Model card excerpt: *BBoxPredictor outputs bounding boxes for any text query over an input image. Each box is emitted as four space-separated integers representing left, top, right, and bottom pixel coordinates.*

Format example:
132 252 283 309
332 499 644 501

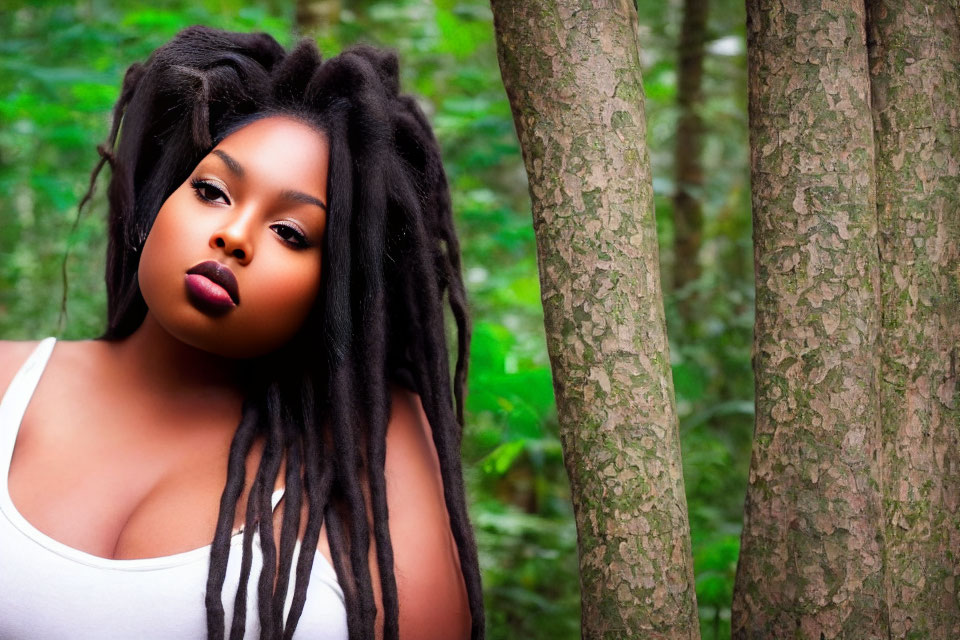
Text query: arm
368 387 471 640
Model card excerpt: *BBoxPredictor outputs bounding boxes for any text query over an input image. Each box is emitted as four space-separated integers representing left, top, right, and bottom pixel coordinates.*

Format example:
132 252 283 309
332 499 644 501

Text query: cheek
138 201 194 302
243 254 322 339
138 212 175 303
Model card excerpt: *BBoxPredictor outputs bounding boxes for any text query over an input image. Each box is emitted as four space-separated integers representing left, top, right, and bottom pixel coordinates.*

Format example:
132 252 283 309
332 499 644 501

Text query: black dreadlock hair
78 25 482 640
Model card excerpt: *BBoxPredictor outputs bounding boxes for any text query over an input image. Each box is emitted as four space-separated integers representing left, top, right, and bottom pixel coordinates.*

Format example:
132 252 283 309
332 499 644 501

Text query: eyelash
190 178 311 249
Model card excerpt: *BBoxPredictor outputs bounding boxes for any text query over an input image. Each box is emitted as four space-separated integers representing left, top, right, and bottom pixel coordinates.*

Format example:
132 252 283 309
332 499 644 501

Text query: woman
0 26 482 640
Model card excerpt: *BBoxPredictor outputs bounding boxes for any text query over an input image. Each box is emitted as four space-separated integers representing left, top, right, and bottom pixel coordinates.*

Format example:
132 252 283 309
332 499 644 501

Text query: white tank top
0 338 348 639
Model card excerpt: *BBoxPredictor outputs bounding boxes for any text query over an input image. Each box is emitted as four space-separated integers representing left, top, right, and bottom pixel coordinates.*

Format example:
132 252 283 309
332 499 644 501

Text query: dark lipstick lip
186 261 240 305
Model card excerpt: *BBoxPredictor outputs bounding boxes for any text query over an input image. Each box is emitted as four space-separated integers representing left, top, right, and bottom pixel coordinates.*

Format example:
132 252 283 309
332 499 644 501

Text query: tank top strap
271 487 285 512
230 487 287 537
0 340 286 513
0 338 57 475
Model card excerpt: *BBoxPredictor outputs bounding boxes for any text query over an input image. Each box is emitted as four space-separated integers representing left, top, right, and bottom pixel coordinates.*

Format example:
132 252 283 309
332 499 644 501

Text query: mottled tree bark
489 1 700 638
732 1 888 638
868 1 960 636
672 0 709 322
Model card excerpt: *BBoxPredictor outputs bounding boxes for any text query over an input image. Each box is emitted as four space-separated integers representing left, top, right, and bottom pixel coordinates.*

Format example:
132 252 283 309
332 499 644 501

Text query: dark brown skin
140 116 328 359
0 116 470 640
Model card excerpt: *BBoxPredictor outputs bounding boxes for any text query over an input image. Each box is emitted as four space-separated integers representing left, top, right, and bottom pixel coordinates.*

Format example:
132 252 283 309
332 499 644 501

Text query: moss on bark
868 1 960 636
490 1 700 638
732 1 889 638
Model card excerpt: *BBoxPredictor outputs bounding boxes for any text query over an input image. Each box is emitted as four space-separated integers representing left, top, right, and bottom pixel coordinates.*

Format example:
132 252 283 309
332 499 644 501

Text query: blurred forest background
0 1 751 638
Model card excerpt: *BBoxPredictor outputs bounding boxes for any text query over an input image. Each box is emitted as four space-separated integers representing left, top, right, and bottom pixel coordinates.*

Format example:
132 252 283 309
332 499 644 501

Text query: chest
6 371 246 560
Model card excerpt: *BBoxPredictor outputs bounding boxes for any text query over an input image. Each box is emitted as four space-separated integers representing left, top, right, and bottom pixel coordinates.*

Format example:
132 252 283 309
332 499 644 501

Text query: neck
103 312 247 398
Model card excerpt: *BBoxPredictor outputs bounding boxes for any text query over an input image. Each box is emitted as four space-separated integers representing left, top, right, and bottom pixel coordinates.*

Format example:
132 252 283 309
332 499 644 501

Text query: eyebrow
211 149 328 212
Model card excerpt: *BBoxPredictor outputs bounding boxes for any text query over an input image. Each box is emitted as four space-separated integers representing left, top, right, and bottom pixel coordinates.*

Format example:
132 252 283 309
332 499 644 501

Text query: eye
271 222 311 249
190 179 230 205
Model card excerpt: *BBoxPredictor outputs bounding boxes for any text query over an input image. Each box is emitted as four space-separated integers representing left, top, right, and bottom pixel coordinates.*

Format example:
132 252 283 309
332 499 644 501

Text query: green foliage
1 1 752 638
0 0 293 340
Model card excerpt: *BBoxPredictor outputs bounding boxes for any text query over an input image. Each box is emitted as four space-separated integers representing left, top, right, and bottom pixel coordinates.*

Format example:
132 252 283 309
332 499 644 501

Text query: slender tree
732 1 889 637
672 0 710 323
868 1 960 636
490 1 699 637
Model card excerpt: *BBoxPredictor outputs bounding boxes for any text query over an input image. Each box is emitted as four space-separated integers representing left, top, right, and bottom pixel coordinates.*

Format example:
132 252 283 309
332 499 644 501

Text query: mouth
184 261 240 314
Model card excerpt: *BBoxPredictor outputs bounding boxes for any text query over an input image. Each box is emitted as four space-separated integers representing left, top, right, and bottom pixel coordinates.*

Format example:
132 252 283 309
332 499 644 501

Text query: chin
139 283 305 362
148 308 254 359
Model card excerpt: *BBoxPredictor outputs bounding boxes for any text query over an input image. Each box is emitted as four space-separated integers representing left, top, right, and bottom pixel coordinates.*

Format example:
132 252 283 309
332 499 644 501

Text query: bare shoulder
0 339 43 398
385 387 444 487
1 338 106 393
382 386 471 640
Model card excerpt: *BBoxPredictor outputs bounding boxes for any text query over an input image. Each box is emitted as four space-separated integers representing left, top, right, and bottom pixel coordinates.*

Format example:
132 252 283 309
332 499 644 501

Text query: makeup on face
210 148 328 212
138 116 330 359
184 260 240 316
188 149 326 251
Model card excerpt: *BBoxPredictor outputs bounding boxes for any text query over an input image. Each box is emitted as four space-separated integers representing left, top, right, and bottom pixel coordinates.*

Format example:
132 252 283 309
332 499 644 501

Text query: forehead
208 116 329 188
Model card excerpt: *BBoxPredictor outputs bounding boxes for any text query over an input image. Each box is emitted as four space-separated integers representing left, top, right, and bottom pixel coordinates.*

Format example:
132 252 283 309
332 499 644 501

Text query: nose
210 219 253 264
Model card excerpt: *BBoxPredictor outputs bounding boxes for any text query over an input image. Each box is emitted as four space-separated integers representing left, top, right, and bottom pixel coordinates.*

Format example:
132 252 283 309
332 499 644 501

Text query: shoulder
384 388 444 493
380 386 471 640
0 340 43 397
0 339 107 397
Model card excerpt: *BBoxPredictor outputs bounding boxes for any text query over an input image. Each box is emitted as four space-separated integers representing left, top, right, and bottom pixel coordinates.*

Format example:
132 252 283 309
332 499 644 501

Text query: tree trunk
672 0 709 322
295 0 341 35
731 1 889 638
489 1 700 638
867 1 960 636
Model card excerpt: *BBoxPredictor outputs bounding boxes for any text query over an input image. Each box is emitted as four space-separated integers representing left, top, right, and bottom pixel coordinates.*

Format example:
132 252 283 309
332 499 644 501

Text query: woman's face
139 115 329 359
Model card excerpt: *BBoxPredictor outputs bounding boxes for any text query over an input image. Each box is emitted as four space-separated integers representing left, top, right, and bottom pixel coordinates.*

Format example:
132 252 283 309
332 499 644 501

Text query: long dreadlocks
79 25 483 640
